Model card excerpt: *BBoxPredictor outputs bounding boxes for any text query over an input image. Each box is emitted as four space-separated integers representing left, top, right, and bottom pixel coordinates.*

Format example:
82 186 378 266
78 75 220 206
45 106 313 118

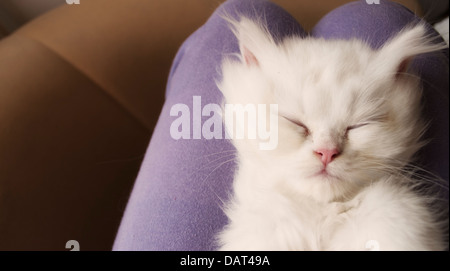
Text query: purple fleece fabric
113 0 449 250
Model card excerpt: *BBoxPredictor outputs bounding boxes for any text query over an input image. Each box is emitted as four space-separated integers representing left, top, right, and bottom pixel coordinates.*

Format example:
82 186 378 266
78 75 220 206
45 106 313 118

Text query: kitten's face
219 18 437 202
267 40 424 201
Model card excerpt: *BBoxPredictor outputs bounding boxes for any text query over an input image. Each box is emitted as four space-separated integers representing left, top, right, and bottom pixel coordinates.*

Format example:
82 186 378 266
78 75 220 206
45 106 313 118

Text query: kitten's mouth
312 168 338 180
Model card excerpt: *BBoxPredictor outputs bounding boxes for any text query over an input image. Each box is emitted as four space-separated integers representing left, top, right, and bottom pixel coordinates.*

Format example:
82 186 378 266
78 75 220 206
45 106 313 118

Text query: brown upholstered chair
0 0 220 250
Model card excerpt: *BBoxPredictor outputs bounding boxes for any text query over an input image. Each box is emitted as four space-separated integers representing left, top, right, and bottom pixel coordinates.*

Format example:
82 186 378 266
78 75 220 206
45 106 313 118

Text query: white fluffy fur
216 17 448 251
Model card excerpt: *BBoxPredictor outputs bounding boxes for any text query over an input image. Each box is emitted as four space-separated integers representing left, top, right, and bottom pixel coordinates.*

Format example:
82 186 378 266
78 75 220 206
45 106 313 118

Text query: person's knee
212 0 305 40
313 0 423 48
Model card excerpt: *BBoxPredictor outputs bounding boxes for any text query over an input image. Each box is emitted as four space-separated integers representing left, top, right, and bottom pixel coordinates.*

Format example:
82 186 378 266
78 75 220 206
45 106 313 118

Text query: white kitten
216 16 448 251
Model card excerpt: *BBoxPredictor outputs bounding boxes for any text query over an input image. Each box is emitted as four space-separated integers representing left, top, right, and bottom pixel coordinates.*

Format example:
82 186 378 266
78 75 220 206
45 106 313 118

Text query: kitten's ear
225 16 276 67
376 23 446 78
242 46 259 66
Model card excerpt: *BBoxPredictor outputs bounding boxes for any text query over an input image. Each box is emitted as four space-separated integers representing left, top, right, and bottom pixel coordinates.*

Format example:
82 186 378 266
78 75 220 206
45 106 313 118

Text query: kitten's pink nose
315 148 340 166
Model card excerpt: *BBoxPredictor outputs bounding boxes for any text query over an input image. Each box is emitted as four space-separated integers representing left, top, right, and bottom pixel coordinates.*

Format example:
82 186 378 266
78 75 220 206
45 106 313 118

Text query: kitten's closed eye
282 116 310 136
346 123 369 131
346 113 389 133
345 123 369 138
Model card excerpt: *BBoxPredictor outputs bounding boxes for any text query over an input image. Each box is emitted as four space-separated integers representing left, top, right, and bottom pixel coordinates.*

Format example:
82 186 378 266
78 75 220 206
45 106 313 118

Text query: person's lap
113 0 448 250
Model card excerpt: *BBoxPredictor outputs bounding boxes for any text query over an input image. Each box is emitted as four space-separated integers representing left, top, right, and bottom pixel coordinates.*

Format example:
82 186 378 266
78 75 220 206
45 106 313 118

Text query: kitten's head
218 17 445 202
